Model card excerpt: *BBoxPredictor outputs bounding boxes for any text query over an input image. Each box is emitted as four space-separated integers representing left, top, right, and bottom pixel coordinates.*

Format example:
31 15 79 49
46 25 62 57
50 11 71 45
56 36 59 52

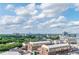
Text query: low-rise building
40 44 70 55
27 41 52 52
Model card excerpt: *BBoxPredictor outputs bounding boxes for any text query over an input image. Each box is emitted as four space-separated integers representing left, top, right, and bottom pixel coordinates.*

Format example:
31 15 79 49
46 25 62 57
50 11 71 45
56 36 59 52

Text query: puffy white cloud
15 3 36 16
38 15 79 33
56 16 66 22
40 3 70 17
6 4 15 10
1 16 15 25
37 14 79 32
38 16 67 29
0 15 33 33
74 3 79 11
13 16 26 24
50 23 65 28
14 3 70 25
36 13 45 19
0 15 26 25
23 25 32 29
68 21 79 26
27 3 70 25
72 21 79 25
26 13 45 24
38 13 79 33
15 7 29 16
0 3 79 33
38 18 55 28
14 3 70 27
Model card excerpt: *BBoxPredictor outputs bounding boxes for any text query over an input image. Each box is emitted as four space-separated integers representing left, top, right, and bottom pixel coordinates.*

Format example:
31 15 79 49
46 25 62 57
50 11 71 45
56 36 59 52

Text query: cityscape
0 32 79 55
0 3 79 55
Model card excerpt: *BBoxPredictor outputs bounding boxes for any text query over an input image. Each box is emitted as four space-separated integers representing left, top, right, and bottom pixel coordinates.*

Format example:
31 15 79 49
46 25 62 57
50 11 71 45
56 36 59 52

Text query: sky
0 3 79 34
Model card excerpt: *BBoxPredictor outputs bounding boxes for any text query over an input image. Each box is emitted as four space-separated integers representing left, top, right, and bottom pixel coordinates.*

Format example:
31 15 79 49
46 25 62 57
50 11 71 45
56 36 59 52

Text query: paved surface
0 48 21 55
0 51 21 55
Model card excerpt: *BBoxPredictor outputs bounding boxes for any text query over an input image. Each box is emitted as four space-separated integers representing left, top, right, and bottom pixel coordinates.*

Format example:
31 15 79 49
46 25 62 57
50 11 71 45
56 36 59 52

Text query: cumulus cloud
6 4 15 10
14 3 38 25
15 7 29 16
68 21 79 26
38 16 67 29
40 3 70 17
37 14 79 33
0 15 26 25
74 3 79 11
26 3 70 24
15 3 37 16
23 25 32 29
1 16 15 25
0 3 79 33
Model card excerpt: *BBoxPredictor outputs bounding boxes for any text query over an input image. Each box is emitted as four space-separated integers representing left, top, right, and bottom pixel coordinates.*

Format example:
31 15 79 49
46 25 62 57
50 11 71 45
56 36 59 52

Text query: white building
59 32 77 44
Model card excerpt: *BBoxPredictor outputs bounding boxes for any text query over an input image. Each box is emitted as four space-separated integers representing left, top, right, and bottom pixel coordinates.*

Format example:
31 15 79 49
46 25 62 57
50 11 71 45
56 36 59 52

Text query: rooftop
42 44 69 49
29 41 51 45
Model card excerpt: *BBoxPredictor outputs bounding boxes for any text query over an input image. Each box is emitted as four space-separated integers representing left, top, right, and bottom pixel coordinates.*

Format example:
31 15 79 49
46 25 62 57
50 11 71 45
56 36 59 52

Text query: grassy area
0 42 22 52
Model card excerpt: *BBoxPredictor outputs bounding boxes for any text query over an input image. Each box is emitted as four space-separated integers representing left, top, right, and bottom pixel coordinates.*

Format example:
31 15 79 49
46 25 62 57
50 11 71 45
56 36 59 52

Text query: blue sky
62 7 79 20
0 3 79 34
